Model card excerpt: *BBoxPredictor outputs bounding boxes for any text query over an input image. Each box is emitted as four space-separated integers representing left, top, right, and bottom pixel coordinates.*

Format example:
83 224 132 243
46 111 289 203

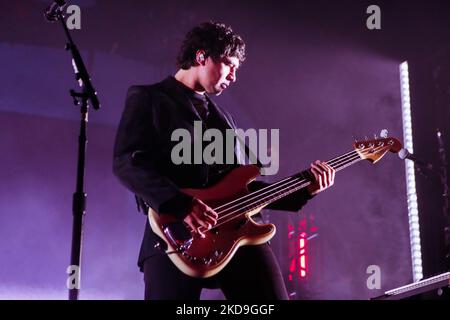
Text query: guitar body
148 165 276 278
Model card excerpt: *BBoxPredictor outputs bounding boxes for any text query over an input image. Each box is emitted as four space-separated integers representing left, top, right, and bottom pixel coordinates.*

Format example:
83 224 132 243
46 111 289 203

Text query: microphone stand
51 9 101 300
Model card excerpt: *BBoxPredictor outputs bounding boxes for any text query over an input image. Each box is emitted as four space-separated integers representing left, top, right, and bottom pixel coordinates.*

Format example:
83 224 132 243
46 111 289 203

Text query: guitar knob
202 258 212 265
213 250 222 257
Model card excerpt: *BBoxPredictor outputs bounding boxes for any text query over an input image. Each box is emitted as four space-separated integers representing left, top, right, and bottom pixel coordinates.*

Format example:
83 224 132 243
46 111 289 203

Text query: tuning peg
352 135 358 143
364 136 369 141
380 129 388 138
373 134 378 140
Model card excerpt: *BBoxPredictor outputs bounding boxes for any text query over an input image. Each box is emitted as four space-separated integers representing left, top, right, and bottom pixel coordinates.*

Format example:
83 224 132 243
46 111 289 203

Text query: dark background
0 0 449 299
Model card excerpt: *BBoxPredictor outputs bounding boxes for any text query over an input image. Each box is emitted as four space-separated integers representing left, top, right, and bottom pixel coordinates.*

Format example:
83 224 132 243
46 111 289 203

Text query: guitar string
211 148 359 213
214 146 381 217
198 145 388 232
202 152 362 232
214 144 388 217
212 143 389 216
203 153 361 231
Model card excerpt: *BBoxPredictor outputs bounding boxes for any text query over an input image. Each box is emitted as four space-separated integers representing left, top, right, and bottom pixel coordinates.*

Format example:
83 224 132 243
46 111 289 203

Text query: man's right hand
183 198 218 237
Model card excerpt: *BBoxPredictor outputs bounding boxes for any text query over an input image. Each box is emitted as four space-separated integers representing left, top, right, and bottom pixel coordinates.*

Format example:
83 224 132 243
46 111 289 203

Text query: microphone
398 148 433 170
44 0 67 22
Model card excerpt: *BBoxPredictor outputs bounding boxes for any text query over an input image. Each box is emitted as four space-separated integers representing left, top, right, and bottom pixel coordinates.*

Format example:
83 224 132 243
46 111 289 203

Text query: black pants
143 243 289 300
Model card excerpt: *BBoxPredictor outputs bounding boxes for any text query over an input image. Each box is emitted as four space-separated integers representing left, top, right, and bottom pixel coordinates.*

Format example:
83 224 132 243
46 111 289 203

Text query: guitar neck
212 136 399 220
256 149 363 208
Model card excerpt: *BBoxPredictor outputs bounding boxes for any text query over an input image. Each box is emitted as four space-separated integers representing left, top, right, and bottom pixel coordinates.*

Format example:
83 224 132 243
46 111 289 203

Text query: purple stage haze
3 0 447 300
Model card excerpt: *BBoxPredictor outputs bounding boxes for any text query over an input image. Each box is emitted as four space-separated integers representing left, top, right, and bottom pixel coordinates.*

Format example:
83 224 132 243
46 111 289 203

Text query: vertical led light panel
400 61 423 282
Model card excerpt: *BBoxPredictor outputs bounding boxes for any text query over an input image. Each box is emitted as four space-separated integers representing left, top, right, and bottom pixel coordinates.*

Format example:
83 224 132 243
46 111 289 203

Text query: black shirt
172 78 239 185
175 79 210 121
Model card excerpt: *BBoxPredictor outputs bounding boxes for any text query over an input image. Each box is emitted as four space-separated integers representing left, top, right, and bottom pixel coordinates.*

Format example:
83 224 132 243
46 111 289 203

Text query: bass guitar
148 136 402 278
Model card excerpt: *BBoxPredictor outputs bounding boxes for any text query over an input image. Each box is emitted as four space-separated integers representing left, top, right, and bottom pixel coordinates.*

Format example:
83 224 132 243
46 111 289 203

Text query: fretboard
209 149 365 230
238 149 364 213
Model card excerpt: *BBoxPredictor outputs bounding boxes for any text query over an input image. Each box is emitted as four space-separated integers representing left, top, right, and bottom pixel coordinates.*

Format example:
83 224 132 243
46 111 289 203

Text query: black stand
68 90 89 301
417 130 450 272
48 8 100 300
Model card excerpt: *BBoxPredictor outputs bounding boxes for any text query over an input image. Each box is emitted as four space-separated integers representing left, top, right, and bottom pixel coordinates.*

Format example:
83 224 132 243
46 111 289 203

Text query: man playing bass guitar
113 21 335 300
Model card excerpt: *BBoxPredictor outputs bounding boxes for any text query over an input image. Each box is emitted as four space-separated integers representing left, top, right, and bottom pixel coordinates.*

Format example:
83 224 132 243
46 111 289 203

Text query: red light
288 216 312 281
300 255 306 268
299 238 305 248
289 257 296 273
287 213 318 284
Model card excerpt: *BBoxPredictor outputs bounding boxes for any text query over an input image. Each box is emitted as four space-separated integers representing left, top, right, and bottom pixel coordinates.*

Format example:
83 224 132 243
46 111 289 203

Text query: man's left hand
307 160 336 196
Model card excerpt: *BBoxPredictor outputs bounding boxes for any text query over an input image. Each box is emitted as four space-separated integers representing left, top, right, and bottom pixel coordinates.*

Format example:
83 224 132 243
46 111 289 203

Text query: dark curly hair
176 21 246 70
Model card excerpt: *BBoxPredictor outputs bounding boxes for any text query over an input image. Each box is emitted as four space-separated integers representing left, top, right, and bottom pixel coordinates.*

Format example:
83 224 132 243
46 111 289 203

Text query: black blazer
113 76 313 268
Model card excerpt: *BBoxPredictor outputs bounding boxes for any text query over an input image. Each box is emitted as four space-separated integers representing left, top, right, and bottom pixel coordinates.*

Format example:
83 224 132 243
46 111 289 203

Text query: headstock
354 136 402 163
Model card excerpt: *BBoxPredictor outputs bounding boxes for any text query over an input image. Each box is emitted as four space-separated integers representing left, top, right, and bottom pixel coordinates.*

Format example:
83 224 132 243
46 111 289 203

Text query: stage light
400 61 423 282
288 217 311 281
